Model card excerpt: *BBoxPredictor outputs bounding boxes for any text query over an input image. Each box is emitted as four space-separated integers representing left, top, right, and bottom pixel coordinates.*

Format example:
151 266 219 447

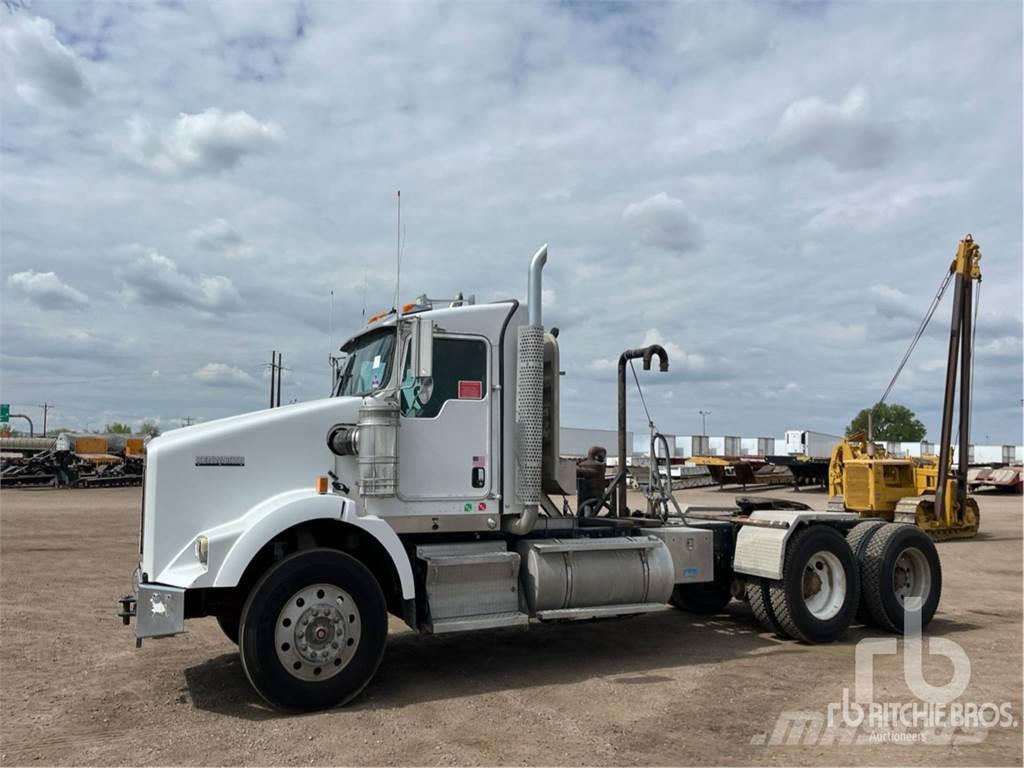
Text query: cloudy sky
1 0 1021 444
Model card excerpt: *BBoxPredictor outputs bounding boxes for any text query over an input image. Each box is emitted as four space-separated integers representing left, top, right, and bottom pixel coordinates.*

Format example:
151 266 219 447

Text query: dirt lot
0 485 1021 766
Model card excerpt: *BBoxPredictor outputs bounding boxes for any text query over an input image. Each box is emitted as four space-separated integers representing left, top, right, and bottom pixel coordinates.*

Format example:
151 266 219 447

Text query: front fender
154 489 415 600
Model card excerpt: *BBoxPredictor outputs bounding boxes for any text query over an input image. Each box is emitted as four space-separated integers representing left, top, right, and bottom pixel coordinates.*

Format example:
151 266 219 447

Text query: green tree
105 422 131 434
139 421 161 438
846 403 926 442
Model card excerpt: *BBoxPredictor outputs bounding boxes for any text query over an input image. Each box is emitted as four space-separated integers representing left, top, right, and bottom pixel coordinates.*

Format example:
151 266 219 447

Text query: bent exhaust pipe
527 244 548 327
617 345 669 517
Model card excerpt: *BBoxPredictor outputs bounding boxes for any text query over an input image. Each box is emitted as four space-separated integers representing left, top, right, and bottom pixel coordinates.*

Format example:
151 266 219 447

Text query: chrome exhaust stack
507 244 548 535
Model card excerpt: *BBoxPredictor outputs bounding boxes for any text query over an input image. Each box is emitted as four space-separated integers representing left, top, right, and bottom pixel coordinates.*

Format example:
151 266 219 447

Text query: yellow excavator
828 235 982 540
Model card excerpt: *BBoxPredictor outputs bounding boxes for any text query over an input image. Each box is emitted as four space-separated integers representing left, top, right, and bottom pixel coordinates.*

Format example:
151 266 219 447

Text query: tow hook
118 594 137 625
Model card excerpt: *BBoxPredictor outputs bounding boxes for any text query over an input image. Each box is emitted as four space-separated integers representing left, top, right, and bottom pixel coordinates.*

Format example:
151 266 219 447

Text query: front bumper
118 582 186 645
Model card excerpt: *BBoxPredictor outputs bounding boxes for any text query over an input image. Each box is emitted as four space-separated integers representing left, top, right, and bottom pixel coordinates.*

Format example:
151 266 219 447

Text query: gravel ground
0 485 1020 766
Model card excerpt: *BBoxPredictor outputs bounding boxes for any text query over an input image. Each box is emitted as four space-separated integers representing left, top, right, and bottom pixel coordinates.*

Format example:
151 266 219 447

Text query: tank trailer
119 245 943 711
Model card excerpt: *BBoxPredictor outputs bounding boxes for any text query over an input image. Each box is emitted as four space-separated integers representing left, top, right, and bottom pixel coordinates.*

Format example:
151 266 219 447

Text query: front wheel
239 548 388 712
216 611 241 645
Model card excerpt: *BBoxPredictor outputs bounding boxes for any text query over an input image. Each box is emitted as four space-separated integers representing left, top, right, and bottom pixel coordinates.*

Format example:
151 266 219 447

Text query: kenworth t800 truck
119 245 943 712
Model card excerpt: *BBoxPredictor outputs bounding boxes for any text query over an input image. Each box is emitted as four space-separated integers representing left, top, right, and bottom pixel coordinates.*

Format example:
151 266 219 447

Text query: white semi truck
119 246 943 712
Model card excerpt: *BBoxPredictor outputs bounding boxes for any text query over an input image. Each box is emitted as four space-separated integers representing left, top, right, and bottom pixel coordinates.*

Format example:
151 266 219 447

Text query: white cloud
0 3 1019 444
193 363 257 388
189 218 253 259
0 15 90 108
124 109 284 175
639 328 708 373
7 270 89 310
764 382 801 399
803 180 964 234
976 336 1023 361
772 85 895 170
117 248 241 313
585 328 719 380
870 284 918 321
622 193 704 253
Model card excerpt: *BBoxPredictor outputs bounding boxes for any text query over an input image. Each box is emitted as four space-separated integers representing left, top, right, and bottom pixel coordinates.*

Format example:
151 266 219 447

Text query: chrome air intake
355 399 399 497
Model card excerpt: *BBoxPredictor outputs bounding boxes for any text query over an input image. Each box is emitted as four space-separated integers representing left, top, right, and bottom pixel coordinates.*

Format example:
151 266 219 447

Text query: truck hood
141 396 363 585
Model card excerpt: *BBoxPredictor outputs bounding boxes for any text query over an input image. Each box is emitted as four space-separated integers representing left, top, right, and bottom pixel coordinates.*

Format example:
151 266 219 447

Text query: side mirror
408 316 434 405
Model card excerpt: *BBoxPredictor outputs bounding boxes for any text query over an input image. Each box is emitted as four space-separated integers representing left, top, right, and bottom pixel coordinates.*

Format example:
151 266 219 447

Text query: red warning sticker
458 380 483 399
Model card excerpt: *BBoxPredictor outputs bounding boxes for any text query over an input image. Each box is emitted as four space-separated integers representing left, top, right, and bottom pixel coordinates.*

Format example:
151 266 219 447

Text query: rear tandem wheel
747 525 861 644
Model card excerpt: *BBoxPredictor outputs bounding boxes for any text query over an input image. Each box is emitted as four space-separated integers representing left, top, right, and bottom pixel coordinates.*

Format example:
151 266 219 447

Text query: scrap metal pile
630 454 828 492
0 434 144 488
968 465 1024 494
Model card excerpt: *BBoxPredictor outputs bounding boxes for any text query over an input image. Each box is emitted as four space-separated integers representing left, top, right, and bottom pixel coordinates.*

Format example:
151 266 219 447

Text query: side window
402 337 487 418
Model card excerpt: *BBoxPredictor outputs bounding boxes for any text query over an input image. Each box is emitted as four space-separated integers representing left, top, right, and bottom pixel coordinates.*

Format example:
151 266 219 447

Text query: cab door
397 334 491 500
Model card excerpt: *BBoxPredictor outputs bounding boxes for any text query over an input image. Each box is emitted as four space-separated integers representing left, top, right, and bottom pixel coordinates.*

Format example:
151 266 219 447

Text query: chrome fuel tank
517 536 674 615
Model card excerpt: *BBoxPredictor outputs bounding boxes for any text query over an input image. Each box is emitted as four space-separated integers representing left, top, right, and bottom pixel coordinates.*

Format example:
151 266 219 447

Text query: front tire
768 525 860 643
216 611 241 645
239 549 388 712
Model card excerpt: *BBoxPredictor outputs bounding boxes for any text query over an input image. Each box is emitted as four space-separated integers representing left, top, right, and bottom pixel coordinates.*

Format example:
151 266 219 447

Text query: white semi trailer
784 429 842 460
119 246 943 712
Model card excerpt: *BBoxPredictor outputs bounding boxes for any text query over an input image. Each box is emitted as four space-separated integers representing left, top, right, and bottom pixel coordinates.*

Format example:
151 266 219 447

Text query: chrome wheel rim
275 583 361 681
892 547 931 611
802 550 846 620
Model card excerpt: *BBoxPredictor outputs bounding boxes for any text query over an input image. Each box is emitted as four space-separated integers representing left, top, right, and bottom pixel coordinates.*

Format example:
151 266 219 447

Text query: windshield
333 328 395 397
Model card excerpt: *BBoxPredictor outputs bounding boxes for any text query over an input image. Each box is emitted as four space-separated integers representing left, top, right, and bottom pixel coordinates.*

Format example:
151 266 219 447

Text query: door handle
472 466 486 489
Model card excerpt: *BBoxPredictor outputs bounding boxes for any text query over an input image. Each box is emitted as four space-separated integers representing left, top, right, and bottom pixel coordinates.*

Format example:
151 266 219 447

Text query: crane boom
934 235 982 519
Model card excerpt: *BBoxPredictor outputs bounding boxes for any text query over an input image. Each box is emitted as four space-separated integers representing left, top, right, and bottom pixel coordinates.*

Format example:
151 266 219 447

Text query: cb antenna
361 273 367 322
394 189 401 317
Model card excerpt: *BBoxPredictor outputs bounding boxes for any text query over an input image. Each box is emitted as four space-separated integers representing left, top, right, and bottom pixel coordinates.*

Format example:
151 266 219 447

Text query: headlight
194 535 209 566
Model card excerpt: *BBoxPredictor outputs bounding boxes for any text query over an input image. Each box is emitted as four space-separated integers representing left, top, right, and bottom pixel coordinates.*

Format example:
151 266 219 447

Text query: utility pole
38 402 54 436
276 352 283 408
181 417 195 427
268 352 285 407
269 351 277 408
698 409 711 436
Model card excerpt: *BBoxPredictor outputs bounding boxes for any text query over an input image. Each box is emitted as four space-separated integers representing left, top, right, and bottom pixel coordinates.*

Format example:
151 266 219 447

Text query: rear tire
768 525 859 643
843 520 886 624
745 577 790 638
670 577 733 614
238 548 388 712
860 524 942 633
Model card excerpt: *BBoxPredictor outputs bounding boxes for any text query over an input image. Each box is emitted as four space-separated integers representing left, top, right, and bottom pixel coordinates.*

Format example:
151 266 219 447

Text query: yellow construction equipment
828 235 983 540
828 434 979 540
